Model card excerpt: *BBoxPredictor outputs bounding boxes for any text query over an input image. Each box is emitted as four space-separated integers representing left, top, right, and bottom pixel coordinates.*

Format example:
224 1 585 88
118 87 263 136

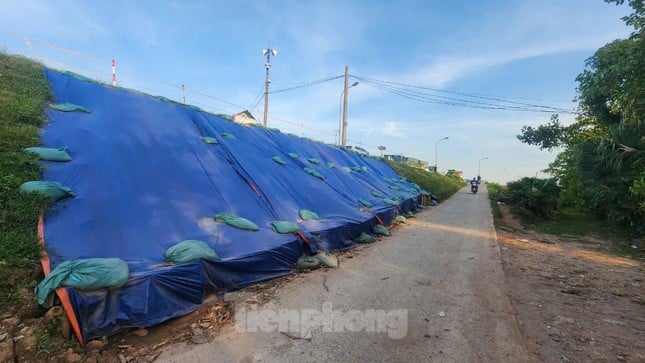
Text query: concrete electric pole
341 65 352 148
262 48 277 127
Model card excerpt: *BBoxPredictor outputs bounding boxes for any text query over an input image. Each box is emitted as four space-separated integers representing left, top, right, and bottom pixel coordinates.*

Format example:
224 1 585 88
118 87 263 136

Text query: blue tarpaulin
39 69 424 341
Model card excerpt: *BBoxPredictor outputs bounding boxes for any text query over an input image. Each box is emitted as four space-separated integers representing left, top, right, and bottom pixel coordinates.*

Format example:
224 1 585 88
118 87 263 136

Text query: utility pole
262 48 277 127
341 65 350 148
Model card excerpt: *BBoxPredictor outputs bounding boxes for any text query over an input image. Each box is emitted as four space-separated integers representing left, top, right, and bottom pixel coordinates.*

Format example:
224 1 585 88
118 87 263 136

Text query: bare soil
496 205 645 362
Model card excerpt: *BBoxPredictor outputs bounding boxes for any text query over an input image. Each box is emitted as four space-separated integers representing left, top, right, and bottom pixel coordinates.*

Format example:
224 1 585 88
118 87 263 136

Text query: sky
0 0 633 183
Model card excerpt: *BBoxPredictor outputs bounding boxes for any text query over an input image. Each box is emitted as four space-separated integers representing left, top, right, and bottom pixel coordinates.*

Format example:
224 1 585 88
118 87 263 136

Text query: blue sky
0 0 632 183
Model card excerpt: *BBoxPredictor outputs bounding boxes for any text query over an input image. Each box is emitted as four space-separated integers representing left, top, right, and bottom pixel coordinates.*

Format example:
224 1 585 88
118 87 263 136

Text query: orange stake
38 214 84 345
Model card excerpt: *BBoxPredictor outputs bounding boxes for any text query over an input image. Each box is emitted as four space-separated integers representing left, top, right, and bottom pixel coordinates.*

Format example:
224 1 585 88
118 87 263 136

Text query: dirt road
158 186 529 362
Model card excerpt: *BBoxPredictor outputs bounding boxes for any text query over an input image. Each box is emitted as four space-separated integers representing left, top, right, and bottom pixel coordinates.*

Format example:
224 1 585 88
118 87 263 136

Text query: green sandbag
405 211 414 217
351 166 362 172
155 95 174 103
382 198 399 206
214 212 259 231
373 224 390 236
20 181 75 202
355 232 375 244
303 167 324 180
395 215 407 224
430 200 439 206
389 185 401 191
49 102 91 113
272 156 286 165
299 209 322 220
271 220 300 234
24 147 72 162
165 240 220 264
295 255 321 270
35 258 129 305
371 190 385 198
220 133 236 139
325 162 335 169
314 252 338 268
268 127 281 133
341 167 352 173
201 136 218 144
358 198 372 208
307 158 320 165
288 153 299 159
361 166 368 171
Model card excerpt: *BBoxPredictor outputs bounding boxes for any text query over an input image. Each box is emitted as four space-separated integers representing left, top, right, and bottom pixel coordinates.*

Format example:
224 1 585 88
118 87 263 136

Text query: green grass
0 53 51 297
486 182 504 220
384 160 464 201
35 313 77 356
529 208 631 239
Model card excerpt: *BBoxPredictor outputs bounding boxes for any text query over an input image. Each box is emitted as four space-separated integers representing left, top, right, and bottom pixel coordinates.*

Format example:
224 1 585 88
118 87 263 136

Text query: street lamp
478 156 490 177
434 136 449 172
338 81 359 146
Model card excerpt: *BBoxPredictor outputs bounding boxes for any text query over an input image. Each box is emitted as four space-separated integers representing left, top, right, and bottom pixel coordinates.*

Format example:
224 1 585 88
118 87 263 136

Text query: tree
517 0 645 233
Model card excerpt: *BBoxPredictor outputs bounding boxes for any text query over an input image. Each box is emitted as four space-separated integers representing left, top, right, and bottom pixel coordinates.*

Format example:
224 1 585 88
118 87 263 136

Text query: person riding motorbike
470 177 479 193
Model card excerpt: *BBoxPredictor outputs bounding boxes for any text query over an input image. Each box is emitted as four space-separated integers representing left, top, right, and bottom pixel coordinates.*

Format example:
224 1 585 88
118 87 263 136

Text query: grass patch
486 182 504 221
384 160 464 201
529 208 630 239
35 313 77 357
0 53 51 290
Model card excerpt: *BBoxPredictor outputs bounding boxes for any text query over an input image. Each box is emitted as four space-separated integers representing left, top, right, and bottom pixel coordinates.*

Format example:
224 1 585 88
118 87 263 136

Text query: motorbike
471 184 478 194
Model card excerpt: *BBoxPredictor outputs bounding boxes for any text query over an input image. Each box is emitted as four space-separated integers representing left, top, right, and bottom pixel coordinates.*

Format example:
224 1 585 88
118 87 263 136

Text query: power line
248 85 266 113
352 75 577 114
357 77 574 113
354 75 572 110
269 75 343 94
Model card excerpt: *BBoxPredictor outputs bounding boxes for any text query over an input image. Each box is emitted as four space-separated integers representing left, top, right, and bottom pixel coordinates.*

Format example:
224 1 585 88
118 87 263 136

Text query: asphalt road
159 185 529 362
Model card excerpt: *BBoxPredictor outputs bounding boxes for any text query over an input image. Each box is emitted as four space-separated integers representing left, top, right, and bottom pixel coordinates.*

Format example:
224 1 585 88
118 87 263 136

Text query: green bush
506 177 561 219
486 182 506 220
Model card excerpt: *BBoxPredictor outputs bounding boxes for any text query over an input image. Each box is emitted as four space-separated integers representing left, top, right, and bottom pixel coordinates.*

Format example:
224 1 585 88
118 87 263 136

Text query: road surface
159 185 529 362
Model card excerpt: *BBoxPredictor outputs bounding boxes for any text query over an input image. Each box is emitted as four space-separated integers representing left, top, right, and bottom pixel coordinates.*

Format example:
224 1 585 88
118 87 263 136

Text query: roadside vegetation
384 160 465 201
0 53 51 307
487 180 642 259
517 0 644 236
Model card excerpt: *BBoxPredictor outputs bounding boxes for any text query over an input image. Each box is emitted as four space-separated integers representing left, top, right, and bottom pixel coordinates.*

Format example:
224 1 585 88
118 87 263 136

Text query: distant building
384 154 428 169
447 169 463 177
232 110 257 125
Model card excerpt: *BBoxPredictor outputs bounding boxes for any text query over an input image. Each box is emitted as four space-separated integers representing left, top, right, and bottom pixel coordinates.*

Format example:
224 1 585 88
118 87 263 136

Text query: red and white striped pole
111 59 116 87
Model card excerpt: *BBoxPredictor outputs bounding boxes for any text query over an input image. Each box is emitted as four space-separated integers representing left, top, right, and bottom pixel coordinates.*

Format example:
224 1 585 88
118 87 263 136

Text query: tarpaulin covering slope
39 69 423 341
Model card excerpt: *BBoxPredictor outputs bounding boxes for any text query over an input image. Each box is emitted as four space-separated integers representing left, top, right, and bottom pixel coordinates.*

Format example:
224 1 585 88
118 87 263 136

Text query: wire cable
352 75 576 114
269 75 343 94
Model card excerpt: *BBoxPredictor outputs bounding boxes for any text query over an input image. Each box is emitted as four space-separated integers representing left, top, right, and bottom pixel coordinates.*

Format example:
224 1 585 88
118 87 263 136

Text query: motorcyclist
470 177 479 193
